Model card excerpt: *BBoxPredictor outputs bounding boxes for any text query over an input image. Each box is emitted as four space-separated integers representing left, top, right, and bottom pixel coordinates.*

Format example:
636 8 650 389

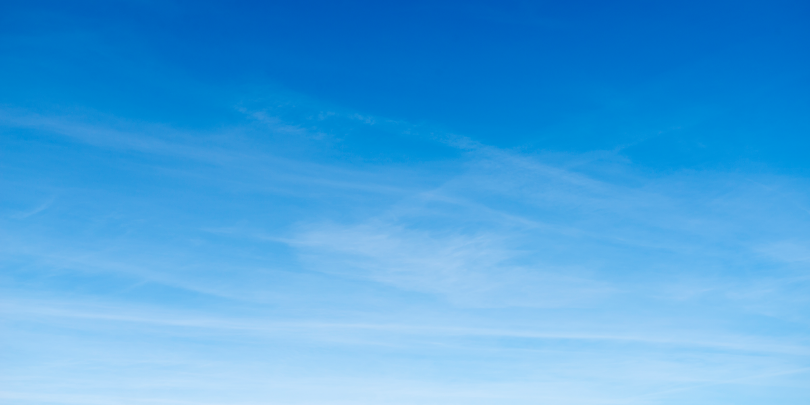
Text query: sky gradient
2 1 810 404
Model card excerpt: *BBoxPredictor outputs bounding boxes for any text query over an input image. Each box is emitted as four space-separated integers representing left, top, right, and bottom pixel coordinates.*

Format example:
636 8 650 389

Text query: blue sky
2 1 810 404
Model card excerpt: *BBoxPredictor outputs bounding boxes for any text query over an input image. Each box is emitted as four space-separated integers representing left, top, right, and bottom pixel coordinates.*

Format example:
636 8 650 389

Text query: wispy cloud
3 105 810 405
287 143 810 315
9 196 55 220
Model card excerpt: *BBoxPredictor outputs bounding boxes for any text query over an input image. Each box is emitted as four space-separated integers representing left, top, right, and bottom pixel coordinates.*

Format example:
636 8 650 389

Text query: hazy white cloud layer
2 105 810 405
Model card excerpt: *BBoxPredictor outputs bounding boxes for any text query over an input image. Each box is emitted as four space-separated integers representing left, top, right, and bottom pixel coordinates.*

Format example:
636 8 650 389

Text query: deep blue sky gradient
4 0 809 167
2 1 810 404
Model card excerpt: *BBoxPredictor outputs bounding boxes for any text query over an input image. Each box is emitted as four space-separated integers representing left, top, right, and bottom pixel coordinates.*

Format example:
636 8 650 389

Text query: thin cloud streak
3 106 810 405
4 297 810 357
